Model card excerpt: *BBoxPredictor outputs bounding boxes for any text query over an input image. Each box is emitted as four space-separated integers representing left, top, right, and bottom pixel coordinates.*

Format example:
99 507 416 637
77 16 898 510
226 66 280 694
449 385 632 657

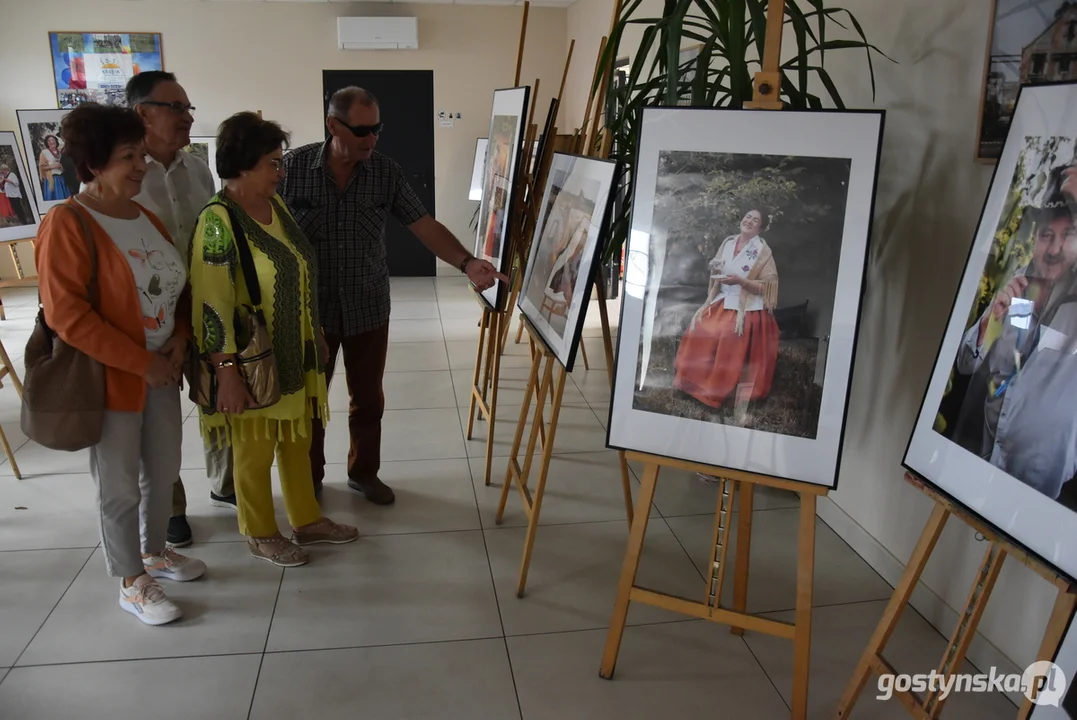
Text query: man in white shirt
0 165 32 226
125 71 228 547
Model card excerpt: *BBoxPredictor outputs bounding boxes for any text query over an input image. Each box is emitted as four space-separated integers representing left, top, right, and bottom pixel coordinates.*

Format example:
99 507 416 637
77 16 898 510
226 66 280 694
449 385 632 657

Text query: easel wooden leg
516 365 568 597
1019 586 1077 717
730 482 754 636
924 543 1006 718
0 339 22 397
600 461 661 679
484 311 503 485
792 493 818 720
497 340 543 523
580 335 591 369
836 503 950 719
705 478 737 609
617 450 634 526
466 309 489 440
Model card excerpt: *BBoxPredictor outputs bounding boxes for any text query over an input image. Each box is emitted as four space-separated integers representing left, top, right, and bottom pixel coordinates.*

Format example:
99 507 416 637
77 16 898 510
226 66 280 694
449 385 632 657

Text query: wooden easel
598 3 827 718
0 336 23 478
836 472 1077 719
467 2 564 485
497 316 634 596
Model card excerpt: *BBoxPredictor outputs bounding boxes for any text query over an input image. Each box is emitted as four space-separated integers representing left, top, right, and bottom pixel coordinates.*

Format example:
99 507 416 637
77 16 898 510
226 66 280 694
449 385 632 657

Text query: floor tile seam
9 545 96 670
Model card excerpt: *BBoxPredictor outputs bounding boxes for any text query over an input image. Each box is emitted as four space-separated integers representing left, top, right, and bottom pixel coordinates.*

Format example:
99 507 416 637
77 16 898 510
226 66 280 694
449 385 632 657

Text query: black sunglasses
334 118 383 138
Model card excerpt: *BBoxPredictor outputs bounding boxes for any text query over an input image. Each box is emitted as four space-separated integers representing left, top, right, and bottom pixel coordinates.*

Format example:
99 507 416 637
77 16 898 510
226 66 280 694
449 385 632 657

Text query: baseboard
815 497 1023 707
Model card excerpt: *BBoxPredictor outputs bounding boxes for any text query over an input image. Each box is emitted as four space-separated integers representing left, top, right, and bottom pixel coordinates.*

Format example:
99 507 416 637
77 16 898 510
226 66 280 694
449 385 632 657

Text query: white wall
0 0 568 267
562 0 1058 677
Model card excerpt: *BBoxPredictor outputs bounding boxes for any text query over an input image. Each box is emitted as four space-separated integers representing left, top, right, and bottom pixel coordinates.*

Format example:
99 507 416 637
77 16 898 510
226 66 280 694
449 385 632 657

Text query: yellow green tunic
189 192 328 445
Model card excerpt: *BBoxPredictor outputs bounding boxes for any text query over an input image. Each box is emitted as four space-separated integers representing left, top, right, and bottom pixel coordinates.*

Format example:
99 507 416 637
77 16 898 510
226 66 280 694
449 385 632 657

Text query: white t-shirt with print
77 201 187 351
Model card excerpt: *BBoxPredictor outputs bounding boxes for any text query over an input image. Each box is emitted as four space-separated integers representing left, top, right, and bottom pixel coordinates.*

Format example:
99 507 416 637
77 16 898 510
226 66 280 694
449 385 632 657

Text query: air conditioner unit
337 17 418 50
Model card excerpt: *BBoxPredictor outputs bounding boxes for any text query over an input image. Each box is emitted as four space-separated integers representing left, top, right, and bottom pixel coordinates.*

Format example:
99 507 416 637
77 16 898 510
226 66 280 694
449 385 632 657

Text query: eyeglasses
141 101 196 115
269 158 284 171
334 118 383 138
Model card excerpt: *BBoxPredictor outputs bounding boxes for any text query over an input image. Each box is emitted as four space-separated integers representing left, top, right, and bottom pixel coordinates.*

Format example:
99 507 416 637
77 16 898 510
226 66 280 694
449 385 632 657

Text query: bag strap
206 201 263 309
40 201 99 309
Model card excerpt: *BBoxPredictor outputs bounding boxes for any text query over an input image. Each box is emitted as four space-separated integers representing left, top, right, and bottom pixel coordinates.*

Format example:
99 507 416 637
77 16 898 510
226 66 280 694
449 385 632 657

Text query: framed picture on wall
184 136 221 191
17 108 75 214
607 106 884 487
976 1 1077 162
0 132 41 242
906 81 1077 579
518 153 618 372
473 86 530 310
49 32 164 108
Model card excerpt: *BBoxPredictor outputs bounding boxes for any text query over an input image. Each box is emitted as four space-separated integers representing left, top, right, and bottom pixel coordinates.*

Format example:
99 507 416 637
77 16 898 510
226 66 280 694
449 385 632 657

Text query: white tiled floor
0 280 1018 718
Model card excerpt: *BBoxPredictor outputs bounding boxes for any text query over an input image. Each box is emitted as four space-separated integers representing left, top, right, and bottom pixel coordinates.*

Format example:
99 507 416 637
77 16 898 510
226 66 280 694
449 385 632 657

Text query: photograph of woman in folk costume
37 133 71 202
672 207 780 409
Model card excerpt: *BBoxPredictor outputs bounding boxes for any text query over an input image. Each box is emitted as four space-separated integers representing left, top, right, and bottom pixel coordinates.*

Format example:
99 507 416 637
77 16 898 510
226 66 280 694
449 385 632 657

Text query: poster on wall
518 153 618 371
17 109 75 214
183 136 221 191
607 107 884 487
0 132 41 241
977 1 1077 162
49 32 163 108
906 82 1077 579
474 86 530 310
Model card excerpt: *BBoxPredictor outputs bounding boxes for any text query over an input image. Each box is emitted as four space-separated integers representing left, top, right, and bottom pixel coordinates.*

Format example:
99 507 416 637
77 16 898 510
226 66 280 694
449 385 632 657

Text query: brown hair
215 112 290 180
60 103 146 183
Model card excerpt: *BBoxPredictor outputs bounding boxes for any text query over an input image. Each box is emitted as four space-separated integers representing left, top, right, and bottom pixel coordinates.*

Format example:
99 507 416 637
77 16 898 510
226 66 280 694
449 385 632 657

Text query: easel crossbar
629 587 796 638
623 451 830 497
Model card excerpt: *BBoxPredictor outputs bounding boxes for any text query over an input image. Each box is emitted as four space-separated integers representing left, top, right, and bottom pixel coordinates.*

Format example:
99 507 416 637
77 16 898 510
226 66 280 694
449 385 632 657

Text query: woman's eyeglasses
141 101 196 115
269 158 284 171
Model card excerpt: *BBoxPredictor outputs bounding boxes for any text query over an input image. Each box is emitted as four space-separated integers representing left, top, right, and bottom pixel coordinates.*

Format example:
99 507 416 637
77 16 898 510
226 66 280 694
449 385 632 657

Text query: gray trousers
90 384 183 578
171 437 234 516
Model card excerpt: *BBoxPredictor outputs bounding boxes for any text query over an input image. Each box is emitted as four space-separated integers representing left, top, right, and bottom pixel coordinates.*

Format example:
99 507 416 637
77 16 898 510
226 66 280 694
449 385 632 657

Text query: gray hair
327 86 379 120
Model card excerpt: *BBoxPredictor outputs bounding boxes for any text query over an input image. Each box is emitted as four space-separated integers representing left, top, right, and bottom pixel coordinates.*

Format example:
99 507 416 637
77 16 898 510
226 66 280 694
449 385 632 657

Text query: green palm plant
590 0 890 262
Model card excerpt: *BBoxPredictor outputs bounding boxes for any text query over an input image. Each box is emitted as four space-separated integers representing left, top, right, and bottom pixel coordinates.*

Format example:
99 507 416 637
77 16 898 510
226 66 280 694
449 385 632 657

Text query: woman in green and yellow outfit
189 112 357 568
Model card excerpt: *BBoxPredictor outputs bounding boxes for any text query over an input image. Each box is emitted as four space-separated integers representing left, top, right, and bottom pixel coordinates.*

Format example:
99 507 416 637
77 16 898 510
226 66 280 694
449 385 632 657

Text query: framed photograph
474 86 530 310
518 153 618 371
607 107 884 487
469 138 487 202
184 136 221 191
49 32 163 108
976 1 1077 162
906 81 1077 578
17 109 75 214
0 132 41 241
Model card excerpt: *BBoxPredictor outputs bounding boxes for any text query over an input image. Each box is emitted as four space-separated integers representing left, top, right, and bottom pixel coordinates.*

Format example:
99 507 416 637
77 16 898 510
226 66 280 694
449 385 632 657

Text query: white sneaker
144 547 207 582
119 574 182 626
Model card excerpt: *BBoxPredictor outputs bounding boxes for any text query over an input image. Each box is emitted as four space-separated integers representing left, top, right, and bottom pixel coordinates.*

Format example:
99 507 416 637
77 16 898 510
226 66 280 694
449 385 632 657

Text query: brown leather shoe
348 476 395 505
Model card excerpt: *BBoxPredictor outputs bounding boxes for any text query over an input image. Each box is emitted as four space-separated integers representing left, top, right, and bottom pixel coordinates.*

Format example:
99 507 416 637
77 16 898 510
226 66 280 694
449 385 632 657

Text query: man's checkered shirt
279 142 427 336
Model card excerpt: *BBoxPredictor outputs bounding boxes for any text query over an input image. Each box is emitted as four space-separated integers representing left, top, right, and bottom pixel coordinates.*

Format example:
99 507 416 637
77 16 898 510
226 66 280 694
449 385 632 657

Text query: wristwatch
215 358 237 369
458 255 474 274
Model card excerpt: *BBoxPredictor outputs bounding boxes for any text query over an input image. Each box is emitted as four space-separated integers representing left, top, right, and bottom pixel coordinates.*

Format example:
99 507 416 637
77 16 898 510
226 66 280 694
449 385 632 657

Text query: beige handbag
21 203 106 451
187 202 281 411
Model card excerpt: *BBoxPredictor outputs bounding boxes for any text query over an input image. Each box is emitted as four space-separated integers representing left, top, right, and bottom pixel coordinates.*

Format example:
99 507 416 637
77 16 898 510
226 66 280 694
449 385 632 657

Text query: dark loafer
347 477 395 505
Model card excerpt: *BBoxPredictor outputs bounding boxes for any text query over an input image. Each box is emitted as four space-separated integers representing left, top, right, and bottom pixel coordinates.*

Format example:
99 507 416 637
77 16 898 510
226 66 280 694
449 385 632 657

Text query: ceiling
157 0 576 7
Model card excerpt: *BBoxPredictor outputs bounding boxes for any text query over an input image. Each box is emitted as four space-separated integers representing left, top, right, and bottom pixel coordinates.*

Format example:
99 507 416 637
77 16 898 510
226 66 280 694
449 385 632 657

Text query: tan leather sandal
247 535 309 567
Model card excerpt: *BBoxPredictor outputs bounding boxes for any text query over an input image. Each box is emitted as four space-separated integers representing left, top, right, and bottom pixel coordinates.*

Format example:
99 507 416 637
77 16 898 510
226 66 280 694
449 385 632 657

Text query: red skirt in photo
0 193 13 219
672 301 780 409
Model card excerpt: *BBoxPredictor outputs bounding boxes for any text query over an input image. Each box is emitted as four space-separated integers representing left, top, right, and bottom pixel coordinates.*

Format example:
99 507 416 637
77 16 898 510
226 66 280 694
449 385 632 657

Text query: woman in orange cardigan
37 104 206 626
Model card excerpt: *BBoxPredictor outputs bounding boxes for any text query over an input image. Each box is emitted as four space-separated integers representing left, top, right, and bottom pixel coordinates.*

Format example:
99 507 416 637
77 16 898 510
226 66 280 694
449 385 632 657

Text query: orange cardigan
36 199 192 412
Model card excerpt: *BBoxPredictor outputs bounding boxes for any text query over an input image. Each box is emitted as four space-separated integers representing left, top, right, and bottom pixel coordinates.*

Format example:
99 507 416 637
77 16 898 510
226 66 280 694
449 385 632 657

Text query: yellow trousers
232 417 321 538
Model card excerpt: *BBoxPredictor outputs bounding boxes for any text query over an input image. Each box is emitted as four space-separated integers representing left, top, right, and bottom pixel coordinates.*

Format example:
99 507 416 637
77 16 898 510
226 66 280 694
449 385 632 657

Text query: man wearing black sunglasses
280 86 506 506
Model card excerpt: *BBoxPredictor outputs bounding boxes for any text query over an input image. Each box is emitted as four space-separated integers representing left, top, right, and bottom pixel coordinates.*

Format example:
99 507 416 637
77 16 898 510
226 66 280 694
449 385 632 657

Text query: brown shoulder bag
21 203 106 451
